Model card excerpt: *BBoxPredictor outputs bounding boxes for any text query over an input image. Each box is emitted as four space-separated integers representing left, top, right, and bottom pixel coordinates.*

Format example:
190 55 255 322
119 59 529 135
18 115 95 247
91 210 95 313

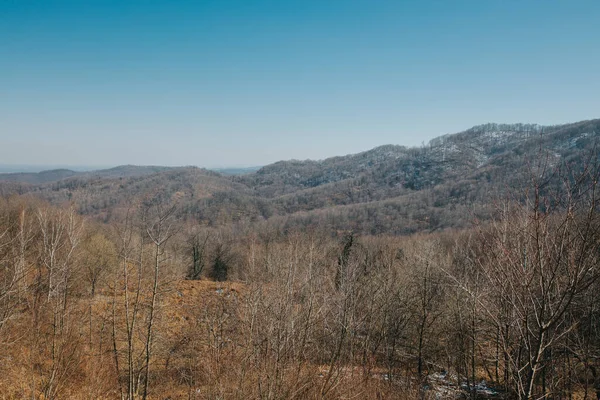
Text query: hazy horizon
0 115 597 173
2 1 599 167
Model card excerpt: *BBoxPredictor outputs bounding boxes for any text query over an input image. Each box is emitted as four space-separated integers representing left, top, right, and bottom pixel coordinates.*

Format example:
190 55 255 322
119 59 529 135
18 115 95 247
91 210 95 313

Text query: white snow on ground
425 371 505 399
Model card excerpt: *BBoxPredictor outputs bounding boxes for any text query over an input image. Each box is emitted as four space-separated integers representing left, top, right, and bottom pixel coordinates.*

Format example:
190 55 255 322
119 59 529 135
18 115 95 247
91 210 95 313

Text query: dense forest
0 121 599 399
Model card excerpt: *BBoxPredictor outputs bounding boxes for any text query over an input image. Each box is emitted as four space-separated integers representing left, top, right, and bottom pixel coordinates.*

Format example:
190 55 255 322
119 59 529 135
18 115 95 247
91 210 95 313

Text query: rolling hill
1 119 598 234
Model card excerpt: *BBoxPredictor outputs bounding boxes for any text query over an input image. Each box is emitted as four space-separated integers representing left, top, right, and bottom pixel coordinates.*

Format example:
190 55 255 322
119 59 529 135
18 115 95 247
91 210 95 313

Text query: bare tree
187 228 209 280
471 155 600 399
141 197 177 400
33 206 85 400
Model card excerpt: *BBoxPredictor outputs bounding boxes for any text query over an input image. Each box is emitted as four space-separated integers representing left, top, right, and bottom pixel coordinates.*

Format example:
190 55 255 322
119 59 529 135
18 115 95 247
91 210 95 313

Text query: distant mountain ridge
0 165 176 184
0 165 262 184
241 119 597 195
1 119 598 234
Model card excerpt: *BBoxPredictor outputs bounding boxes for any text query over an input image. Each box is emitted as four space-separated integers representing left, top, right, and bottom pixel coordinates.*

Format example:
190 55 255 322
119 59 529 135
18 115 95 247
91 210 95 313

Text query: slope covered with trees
3 119 597 234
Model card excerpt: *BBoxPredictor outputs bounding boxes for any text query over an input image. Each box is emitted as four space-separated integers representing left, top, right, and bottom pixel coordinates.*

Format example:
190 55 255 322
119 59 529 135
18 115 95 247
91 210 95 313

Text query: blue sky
1 0 599 168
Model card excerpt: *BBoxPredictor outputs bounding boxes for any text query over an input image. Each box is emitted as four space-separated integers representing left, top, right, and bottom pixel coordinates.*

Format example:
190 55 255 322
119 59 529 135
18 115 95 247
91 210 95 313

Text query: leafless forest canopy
0 120 599 399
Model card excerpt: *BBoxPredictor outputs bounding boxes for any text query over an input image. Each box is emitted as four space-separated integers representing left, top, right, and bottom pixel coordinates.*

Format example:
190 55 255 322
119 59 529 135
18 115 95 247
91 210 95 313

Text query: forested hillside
2 119 597 234
0 119 599 399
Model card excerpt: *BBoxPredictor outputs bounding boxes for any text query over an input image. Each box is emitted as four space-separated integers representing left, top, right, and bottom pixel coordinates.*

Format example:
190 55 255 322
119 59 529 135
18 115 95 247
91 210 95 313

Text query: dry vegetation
0 141 599 399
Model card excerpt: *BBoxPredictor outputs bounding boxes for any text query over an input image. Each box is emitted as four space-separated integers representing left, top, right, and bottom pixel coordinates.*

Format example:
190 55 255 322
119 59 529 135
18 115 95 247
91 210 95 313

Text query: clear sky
1 0 599 168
